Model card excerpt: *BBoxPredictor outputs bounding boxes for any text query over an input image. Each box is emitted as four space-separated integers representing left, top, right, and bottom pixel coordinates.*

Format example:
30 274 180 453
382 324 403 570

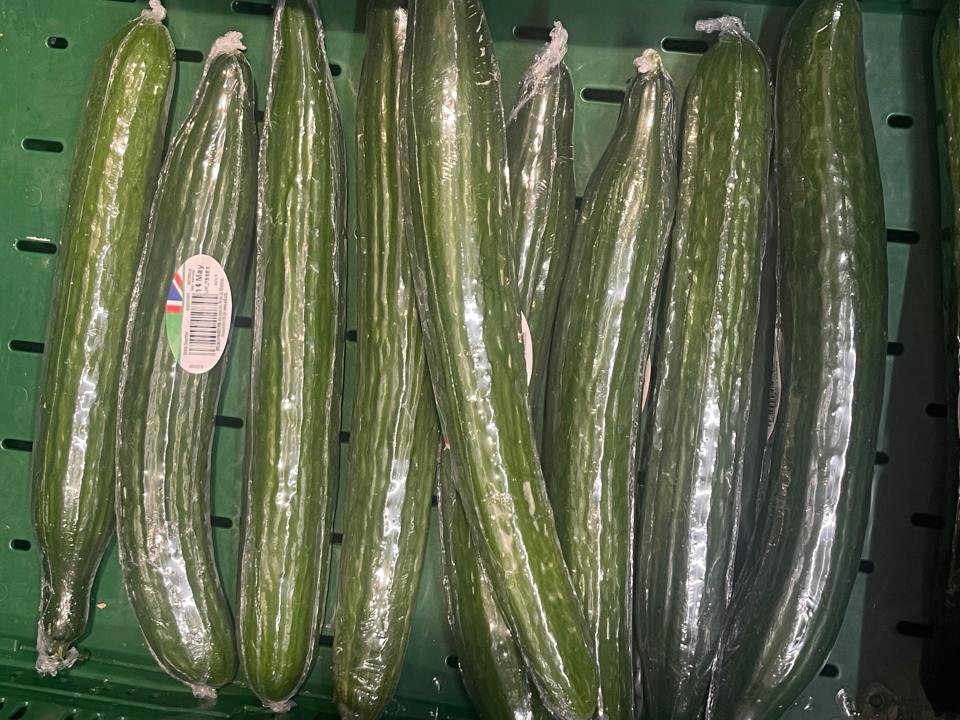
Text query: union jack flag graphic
166 272 183 314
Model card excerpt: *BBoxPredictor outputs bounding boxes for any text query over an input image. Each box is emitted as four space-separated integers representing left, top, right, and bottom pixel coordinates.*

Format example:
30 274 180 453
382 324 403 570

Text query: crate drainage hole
886 341 904 356
9 340 44 354
661 37 709 54
22 138 63 153
513 25 553 42
875 451 889 466
1 438 32 452
46 36 68 49
859 559 876 574
174 49 203 63
8 707 28 720
331 531 344 545
16 238 57 254
911 512 945 529
232 1 274 14
346 329 358 342
887 113 914 129
887 228 919 244
581 87 625 105
210 515 233 529
213 415 244 429
10 539 31 551
445 655 461 670
819 663 840 678
234 315 253 328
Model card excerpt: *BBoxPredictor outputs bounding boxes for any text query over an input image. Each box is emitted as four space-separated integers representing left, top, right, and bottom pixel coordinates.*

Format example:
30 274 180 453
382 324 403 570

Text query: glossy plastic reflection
403 0 598 717
32 2 174 676
543 49 678 720
635 18 771 720
238 0 346 712
708 1 887 718
114 36 257 700
333 3 438 718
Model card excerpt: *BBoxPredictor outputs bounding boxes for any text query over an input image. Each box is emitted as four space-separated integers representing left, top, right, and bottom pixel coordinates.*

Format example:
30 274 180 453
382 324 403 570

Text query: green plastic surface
0 0 947 718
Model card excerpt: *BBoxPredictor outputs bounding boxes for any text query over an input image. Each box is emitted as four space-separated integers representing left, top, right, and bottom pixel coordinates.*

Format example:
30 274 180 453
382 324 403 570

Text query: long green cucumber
925 2 960 710
115 33 257 699
543 49 678 720
634 19 770 720
707 2 886 717
404 1 597 717
32 0 174 676
236 1 345 711
333 4 437 718
507 22 576 441
438 450 548 720
439 27 574 718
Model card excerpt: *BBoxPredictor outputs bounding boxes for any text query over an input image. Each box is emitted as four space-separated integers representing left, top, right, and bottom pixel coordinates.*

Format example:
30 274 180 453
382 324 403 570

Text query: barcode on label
185 293 221 356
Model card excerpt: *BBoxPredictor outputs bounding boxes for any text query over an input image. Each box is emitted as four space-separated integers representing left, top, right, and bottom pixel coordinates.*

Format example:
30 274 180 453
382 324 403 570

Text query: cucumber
634 19 770 720
543 49 679 720
437 450 548 720
403 0 598 717
32 0 174 676
333 3 437 718
236 1 345 711
439 27 574 717
707 2 886 717
115 32 257 699
925 2 960 710
507 22 576 441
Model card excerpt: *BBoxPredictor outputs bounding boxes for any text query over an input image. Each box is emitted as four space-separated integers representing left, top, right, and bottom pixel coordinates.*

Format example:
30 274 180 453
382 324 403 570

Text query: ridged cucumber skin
707 2 886 718
438 451 549 720
237 0 346 710
115 46 257 696
926 2 960 709
32 8 174 673
507 60 576 441
403 0 598 717
634 28 770 720
438 46 575 720
543 52 678 720
333 4 437 718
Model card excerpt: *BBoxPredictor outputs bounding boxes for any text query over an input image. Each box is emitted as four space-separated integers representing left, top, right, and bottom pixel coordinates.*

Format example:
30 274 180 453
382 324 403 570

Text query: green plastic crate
0 0 951 717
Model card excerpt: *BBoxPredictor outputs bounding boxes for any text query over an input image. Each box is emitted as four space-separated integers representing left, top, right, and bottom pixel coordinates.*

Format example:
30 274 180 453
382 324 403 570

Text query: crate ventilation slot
875 451 889 466
886 341 904 356
231 1 274 15
513 25 553 42
581 88 625 105
330 63 342 77
858 559 875 574
430 494 439 507
346 329 358 342
8 706 28 719
331 531 343 545
16 238 57 254
1 438 32 452
925 402 949 418
210 515 233 529
213 415 244 429
660 37 709 54
318 634 334 648
10 539 31 551
887 113 914 129
911 512 945 529
339 430 351 443
22 138 63 153
887 228 919 244
47 36 68 49
234 315 253 328
819 663 840 678
445 655 461 670
896 621 933 638
175 49 203 63
9 340 44 354
575 196 583 211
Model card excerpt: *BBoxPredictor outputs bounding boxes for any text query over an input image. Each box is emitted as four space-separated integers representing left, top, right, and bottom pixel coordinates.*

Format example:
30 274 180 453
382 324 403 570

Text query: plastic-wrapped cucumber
32 0 174 676
115 32 257 699
707 2 886 718
438 451 548 720
404 0 597 717
925 2 960 711
508 21 576 441
438 23 574 719
236 0 345 712
634 18 770 720
333 3 437 718
543 49 678 720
